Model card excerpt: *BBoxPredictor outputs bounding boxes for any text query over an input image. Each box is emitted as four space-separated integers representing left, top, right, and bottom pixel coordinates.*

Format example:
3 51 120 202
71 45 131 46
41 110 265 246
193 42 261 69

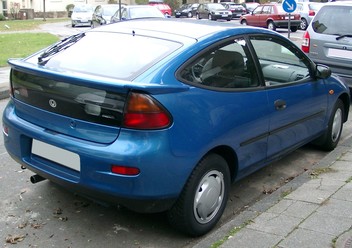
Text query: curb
193 135 352 248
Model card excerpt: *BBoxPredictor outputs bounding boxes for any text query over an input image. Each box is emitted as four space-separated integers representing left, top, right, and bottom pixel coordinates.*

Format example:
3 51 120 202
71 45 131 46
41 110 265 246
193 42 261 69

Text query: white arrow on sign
285 1 294 11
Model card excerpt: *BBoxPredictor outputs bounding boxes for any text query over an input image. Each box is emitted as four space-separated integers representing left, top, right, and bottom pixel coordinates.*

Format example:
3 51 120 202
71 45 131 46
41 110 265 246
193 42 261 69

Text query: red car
240 3 300 32
148 1 172 16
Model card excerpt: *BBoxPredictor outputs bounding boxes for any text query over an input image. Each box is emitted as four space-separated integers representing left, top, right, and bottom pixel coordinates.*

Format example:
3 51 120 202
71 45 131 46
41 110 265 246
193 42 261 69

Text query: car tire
208 14 213 20
196 13 201 20
167 153 230 236
175 15 180 18
290 26 298 32
315 99 344 151
188 12 193 18
241 19 247 25
267 21 276 31
300 18 308 30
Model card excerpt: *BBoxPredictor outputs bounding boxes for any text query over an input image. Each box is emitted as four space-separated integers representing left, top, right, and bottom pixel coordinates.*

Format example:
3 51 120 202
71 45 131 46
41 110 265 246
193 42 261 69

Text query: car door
92 5 102 27
178 37 270 177
248 5 263 26
260 5 272 28
249 35 327 160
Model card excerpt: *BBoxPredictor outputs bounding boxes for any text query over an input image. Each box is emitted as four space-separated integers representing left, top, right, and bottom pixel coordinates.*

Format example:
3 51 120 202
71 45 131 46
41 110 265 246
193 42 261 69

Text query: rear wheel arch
167 150 235 236
267 20 276 30
208 146 238 182
339 93 350 122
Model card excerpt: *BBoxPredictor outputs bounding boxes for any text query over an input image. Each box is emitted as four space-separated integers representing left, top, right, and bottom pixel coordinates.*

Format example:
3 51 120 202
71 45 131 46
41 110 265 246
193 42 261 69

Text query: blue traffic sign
283 0 297 13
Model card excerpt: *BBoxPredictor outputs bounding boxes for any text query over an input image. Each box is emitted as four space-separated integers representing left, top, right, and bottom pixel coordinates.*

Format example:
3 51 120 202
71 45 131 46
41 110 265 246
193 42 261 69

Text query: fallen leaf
5 234 26 244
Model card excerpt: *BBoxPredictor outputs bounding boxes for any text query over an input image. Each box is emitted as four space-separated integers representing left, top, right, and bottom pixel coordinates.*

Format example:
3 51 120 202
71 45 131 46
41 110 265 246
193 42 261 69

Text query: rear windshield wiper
335 34 352 40
38 32 85 65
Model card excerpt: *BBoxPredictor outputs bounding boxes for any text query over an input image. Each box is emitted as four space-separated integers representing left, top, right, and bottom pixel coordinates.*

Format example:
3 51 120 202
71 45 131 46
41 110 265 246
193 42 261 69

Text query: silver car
296 2 323 30
71 4 94 27
302 2 352 88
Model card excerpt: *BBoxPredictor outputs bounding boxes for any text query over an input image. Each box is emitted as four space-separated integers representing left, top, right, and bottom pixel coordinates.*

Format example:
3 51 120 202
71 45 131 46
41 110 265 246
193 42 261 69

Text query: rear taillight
302 31 310 53
123 92 171 130
308 10 315 16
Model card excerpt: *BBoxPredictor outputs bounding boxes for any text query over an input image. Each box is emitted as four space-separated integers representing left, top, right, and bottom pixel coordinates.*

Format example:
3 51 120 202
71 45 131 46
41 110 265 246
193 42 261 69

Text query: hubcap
193 170 224 224
331 108 342 142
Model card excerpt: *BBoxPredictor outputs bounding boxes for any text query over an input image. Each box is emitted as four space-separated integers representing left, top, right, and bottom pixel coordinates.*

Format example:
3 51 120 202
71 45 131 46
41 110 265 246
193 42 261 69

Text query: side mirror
315 64 331 79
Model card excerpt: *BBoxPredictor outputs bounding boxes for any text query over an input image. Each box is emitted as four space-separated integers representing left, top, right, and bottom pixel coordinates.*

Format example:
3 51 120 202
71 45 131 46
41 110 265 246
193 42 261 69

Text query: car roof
93 18 273 41
125 5 158 8
325 1 352 6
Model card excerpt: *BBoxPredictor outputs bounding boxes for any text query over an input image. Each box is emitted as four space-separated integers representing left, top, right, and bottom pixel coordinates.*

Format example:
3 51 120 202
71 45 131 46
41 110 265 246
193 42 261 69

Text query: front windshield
74 5 93 12
208 3 225 9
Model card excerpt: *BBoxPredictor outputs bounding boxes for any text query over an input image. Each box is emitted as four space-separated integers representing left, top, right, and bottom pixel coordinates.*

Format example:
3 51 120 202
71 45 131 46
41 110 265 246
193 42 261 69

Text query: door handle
274 99 286 110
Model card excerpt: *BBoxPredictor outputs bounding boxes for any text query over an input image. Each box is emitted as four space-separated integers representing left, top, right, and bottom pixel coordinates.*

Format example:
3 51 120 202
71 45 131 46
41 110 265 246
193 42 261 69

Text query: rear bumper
273 20 301 27
2 100 192 213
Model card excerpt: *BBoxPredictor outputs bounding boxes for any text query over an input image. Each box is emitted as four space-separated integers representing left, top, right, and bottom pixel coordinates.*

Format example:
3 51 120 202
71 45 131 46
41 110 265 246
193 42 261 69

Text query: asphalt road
1 20 351 248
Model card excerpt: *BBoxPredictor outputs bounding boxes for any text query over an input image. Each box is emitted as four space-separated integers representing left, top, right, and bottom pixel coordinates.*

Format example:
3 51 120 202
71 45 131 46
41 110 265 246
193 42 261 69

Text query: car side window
262 6 271 14
179 38 259 89
250 36 310 86
253 6 262 14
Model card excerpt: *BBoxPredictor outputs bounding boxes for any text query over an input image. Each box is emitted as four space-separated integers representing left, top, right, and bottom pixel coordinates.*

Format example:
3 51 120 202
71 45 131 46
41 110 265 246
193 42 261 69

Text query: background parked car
71 4 94 27
91 4 122 28
243 2 259 14
296 2 324 30
110 5 165 23
174 3 199 18
196 3 232 21
148 1 172 16
221 2 247 18
240 3 301 32
302 1 352 90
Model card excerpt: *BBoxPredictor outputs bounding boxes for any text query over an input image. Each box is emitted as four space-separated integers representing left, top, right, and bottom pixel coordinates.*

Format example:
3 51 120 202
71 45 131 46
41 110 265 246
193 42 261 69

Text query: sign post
282 0 297 39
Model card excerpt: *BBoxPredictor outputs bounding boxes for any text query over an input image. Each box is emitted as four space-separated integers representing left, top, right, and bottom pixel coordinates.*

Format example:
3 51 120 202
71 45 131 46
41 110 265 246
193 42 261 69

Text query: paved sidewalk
194 137 352 248
0 67 10 100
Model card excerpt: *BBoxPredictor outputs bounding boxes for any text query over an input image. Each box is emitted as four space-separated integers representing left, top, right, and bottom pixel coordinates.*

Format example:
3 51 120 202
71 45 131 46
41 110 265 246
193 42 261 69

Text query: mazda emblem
49 99 57 108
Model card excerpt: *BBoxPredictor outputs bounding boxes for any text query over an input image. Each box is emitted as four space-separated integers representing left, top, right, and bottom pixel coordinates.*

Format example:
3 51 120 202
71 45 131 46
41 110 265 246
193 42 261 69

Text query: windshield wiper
38 32 85 65
335 34 352 40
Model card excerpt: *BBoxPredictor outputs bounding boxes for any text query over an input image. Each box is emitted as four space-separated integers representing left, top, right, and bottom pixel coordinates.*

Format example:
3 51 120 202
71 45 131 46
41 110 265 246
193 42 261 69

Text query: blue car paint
2 19 350 214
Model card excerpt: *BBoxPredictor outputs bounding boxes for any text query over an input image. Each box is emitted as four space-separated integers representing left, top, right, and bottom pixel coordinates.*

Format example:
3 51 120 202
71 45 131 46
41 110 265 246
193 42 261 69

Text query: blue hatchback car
3 19 350 236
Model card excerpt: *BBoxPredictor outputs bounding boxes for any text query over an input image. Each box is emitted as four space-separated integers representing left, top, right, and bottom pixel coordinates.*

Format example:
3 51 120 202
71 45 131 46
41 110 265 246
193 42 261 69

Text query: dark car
302 2 352 89
91 4 121 28
240 3 301 32
3 19 350 237
196 3 232 21
174 3 199 18
222 2 247 18
110 5 165 23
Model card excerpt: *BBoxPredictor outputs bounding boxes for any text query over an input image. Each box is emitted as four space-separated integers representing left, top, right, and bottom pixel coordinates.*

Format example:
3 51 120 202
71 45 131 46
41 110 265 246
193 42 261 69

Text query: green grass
1 18 69 32
0 32 59 67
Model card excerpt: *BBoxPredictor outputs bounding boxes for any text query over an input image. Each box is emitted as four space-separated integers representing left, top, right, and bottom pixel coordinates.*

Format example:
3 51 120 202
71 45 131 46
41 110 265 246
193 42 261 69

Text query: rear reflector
111 165 140 176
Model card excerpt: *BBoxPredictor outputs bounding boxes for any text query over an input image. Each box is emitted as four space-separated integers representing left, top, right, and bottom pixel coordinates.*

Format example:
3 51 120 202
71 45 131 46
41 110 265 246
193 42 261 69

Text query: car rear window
312 6 352 35
29 31 181 81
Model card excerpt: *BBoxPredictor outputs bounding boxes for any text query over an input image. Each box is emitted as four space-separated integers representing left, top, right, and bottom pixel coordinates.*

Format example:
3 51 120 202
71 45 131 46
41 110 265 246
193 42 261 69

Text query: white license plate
327 48 352 59
222 14 228 17
32 139 80 171
285 16 294 19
